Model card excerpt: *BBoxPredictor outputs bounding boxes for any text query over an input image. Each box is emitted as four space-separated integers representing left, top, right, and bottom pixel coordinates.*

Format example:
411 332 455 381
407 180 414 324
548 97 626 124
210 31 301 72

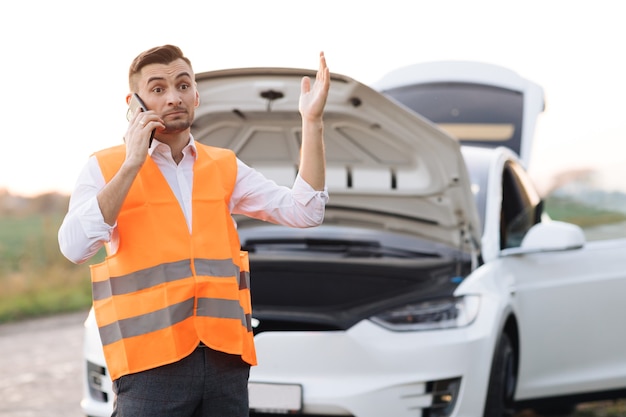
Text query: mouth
163 109 188 119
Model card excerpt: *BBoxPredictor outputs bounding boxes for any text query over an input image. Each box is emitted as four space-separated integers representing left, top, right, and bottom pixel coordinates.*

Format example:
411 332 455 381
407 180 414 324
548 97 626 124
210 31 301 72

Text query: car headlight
370 295 480 331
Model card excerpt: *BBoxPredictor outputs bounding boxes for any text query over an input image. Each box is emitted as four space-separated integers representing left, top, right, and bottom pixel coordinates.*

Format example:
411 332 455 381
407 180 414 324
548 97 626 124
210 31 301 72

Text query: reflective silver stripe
93 258 240 301
240 270 250 290
98 298 194 346
194 258 238 278
197 298 249 329
92 260 192 301
244 313 253 332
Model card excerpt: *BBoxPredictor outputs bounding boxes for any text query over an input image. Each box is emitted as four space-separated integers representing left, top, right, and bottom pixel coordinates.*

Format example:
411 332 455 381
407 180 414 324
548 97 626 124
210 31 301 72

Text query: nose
166 90 183 106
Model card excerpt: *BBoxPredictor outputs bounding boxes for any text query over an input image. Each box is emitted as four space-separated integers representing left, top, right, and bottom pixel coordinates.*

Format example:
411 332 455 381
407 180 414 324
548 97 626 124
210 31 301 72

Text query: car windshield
383 83 524 155
460 148 490 235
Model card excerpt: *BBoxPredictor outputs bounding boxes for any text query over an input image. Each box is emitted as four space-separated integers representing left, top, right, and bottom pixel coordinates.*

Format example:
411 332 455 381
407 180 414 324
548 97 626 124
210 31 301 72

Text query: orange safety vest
89 142 256 381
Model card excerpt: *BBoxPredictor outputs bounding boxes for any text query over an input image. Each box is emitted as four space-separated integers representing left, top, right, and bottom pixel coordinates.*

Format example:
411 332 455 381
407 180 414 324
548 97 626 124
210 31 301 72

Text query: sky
1 0 625 196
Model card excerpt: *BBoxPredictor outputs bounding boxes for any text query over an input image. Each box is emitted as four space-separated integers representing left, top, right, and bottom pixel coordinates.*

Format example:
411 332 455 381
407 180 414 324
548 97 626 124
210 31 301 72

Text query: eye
152 87 164 93
179 83 190 90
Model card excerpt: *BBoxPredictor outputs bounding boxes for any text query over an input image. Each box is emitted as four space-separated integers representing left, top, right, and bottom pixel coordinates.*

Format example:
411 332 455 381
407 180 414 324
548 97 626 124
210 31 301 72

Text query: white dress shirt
58 136 328 264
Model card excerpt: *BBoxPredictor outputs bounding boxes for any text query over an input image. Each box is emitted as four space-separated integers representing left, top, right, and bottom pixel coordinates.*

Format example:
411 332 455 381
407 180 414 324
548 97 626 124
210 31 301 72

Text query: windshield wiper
242 238 437 258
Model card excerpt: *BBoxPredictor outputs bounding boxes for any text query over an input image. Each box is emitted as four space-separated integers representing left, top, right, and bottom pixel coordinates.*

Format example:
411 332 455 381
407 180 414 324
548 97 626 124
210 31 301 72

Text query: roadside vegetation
544 195 626 228
0 191 102 323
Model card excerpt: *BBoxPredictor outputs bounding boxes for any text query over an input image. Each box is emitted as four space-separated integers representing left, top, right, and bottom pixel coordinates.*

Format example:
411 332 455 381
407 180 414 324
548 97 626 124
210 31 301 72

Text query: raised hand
299 52 330 122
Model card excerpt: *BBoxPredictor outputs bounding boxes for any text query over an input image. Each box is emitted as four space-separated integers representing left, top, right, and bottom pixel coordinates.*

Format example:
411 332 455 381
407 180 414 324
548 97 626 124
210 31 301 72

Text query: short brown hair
128 44 193 91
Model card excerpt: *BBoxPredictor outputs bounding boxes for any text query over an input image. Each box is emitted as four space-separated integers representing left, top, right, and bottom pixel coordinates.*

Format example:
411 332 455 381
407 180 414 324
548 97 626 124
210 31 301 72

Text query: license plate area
248 382 303 414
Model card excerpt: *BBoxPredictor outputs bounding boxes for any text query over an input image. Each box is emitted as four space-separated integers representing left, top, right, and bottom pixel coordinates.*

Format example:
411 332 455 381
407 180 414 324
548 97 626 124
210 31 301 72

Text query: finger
316 52 324 82
317 52 330 90
133 107 144 120
317 51 328 76
301 76 311 94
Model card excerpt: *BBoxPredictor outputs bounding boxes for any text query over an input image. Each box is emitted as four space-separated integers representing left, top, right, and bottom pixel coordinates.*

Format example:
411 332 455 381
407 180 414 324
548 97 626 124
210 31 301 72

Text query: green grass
0 213 102 323
544 196 626 228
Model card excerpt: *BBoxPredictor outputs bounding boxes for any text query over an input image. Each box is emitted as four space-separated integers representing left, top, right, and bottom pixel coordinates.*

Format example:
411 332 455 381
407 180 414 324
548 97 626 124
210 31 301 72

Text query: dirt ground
0 310 87 417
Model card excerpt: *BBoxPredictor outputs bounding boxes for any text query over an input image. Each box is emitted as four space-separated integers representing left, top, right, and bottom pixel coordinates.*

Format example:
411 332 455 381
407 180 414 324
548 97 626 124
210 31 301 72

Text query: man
58 44 330 416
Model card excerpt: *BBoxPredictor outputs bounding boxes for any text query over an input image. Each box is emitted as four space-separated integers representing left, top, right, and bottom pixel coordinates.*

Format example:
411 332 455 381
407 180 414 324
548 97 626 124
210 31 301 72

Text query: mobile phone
127 93 155 147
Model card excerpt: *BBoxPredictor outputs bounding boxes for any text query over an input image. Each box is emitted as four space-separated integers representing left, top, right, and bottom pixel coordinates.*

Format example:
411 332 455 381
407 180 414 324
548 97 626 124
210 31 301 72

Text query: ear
125 94 133 105
195 90 200 108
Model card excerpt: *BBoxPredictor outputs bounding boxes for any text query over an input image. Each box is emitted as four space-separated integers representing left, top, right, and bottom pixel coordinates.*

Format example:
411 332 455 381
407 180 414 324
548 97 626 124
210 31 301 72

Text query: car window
461 150 489 235
500 161 542 249
383 83 524 156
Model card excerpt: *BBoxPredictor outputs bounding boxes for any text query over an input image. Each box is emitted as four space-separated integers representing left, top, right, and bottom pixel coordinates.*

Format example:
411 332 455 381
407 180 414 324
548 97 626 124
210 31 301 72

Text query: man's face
135 58 199 134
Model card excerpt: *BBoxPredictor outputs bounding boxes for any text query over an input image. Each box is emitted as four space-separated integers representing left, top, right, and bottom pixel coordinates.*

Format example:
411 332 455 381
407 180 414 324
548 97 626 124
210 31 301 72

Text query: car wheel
483 332 517 417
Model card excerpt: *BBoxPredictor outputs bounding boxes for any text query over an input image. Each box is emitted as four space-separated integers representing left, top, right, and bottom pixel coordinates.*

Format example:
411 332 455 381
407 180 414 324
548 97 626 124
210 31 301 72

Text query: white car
81 62 626 417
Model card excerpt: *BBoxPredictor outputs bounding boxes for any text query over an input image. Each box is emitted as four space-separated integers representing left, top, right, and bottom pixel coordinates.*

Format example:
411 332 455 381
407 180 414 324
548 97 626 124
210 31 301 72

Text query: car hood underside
193 67 481 251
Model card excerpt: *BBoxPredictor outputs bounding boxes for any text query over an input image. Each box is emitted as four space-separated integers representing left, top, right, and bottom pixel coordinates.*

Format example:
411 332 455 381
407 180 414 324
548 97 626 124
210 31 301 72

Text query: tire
483 332 517 417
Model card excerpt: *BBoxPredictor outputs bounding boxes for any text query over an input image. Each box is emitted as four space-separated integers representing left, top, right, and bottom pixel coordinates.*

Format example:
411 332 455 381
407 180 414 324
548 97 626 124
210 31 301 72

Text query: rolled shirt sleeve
58 156 114 264
230 159 328 228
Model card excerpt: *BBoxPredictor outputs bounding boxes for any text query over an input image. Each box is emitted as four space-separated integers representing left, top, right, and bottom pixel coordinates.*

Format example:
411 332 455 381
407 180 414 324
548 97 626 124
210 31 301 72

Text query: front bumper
249 319 495 417
81 310 114 417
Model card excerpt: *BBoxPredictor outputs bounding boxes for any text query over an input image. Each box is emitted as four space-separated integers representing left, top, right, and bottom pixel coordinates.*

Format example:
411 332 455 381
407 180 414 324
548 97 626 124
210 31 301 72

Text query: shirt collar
148 135 198 161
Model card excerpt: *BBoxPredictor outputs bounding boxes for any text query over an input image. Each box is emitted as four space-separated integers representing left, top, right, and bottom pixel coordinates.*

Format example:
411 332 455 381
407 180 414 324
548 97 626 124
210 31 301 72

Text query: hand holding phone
127 93 155 147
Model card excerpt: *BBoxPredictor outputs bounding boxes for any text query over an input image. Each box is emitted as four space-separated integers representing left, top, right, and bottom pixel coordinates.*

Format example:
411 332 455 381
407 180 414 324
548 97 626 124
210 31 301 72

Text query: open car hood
192 67 481 252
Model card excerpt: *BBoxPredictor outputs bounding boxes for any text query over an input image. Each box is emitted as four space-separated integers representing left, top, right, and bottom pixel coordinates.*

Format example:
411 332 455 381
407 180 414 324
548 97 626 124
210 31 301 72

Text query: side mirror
501 221 585 256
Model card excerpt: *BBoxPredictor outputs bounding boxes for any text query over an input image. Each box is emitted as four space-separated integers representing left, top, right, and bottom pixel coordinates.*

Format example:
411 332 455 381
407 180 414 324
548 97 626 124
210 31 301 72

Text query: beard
161 119 192 134
160 110 193 134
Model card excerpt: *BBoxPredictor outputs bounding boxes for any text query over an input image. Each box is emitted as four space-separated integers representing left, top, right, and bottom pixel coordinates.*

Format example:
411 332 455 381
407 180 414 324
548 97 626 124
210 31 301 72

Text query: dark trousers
111 346 250 417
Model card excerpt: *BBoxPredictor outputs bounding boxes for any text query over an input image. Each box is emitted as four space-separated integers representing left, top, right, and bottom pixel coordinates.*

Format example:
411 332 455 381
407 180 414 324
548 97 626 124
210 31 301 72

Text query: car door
505 238 626 400
491 160 626 399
